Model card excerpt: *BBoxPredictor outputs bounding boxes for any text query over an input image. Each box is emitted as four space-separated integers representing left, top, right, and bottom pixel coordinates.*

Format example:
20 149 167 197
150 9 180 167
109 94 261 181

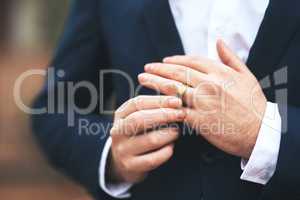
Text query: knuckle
115 144 126 155
134 96 146 110
166 108 176 115
127 98 137 108
130 114 141 126
111 120 123 134
110 127 117 137
121 159 132 171
117 100 131 112
131 96 140 104
158 108 168 118
165 83 177 94
114 109 123 119
124 97 139 111
166 110 178 120
125 119 139 134
158 97 168 107
110 122 123 137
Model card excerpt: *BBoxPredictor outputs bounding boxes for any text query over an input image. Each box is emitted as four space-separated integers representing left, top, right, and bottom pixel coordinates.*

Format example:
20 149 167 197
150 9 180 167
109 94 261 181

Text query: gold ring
176 84 188 99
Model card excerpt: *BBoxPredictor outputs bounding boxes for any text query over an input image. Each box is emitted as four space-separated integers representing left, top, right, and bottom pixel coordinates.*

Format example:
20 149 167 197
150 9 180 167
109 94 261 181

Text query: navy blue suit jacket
32 0 300 199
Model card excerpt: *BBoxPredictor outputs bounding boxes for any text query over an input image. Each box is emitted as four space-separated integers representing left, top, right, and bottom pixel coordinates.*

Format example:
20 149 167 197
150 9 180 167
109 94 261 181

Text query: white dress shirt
99 0 282 198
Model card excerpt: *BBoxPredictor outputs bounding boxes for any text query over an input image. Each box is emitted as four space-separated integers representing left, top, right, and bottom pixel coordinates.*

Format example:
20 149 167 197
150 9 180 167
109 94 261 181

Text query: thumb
216 39 248 72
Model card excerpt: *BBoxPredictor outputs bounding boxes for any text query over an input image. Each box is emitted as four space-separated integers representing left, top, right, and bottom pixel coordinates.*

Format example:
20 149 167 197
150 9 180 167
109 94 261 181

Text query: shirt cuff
99 137 133 199
240 102 282 185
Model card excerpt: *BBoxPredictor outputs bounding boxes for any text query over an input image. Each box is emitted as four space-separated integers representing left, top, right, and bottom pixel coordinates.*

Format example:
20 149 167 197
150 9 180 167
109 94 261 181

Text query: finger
216 39 249 72
181 108 205 131
126 127 179 155
163 55 215 74
138 73 194 107
111 108 185 137
144 62 207 87
131 143 174 172
115 95 182 119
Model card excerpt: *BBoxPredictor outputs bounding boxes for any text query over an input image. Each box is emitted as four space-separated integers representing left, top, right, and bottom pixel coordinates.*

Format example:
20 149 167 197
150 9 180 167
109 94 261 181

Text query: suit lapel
142 0 185 60
247 0 300 79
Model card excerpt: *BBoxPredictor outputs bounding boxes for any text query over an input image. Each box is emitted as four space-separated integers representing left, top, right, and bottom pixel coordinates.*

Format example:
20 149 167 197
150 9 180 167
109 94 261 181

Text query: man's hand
109 95 185 183
138 40 267 159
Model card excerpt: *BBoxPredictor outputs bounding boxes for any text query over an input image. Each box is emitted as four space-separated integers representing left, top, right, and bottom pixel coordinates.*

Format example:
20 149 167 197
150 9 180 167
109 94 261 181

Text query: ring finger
138 73 195 107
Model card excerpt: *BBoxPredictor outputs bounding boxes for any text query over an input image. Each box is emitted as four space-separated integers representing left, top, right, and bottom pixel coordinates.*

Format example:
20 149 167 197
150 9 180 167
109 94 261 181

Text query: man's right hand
109 95 185 184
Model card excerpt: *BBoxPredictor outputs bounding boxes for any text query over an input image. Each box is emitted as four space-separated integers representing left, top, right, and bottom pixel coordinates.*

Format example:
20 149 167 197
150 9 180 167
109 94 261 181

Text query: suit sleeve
31 0 114 199
262 105 300 198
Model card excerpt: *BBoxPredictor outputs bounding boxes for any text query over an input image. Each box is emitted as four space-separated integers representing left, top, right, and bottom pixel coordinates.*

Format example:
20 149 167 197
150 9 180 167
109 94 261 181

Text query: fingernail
110 126 117 134
168 98 182 107
138 73 147 82
145 64 156 71
144 64 151 71
163 57 171 62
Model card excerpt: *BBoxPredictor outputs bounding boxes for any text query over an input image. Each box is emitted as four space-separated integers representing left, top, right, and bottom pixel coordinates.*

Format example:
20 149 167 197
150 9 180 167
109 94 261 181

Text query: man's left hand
138 40 267 159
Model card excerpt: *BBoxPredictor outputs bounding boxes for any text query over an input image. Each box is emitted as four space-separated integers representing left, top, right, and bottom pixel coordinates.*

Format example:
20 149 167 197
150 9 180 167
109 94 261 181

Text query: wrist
242 100 267 159
107 151 127 184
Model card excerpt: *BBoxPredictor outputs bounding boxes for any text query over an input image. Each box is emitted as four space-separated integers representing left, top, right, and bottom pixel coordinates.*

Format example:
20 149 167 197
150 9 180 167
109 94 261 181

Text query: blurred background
0 0 93 199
